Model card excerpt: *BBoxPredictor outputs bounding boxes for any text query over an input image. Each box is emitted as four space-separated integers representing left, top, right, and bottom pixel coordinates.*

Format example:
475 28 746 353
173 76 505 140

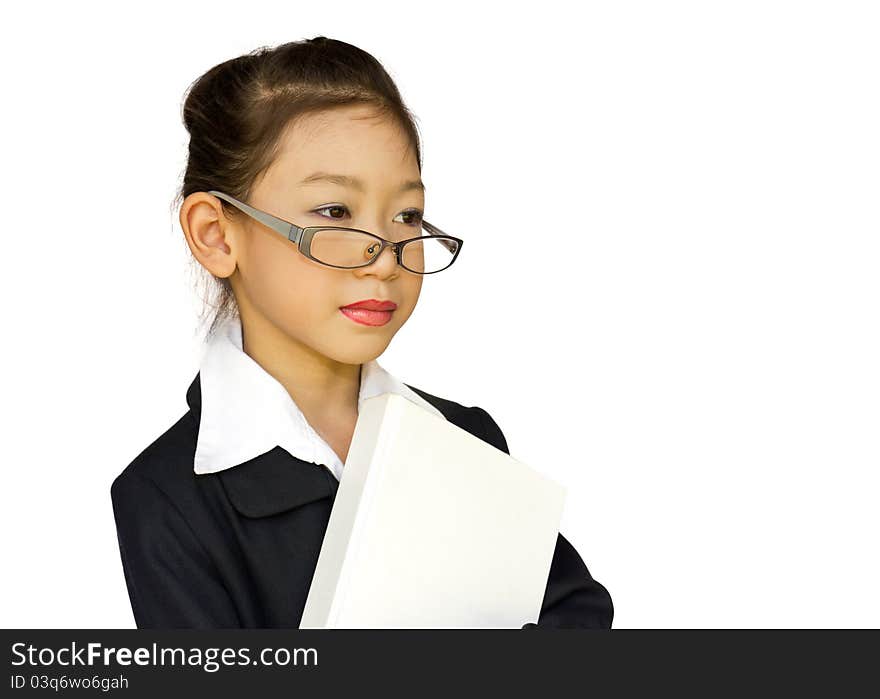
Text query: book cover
300 393 566 628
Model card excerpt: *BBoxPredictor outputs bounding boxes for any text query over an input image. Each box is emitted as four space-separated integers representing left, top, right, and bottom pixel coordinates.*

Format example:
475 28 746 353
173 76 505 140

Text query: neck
238 311 362 423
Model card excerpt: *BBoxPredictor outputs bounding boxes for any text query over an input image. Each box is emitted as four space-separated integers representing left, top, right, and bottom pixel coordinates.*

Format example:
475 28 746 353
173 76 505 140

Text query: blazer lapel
186 372 339 518
217 447 338 517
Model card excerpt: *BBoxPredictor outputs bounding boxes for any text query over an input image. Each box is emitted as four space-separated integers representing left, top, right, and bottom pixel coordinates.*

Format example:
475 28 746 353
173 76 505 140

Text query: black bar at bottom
2 629 877 696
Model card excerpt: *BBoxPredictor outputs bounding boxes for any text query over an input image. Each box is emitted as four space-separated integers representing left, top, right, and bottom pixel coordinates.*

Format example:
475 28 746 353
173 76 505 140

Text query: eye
395 209 425 227
312 204 349 221
312 205 425 227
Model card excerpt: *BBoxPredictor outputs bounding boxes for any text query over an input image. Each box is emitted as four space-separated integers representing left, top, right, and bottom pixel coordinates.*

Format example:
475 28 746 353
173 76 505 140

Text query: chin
323 334 394 366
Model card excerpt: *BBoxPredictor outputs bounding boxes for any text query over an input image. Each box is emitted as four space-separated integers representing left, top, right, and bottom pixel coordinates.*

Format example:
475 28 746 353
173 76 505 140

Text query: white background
1 1 877 628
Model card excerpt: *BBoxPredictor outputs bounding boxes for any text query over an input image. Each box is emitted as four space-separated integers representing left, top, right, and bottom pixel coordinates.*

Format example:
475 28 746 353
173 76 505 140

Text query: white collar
193 316 446 478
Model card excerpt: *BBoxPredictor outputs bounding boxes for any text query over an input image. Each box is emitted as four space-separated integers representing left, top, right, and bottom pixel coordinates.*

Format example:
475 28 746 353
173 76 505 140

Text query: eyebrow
298 171 426 194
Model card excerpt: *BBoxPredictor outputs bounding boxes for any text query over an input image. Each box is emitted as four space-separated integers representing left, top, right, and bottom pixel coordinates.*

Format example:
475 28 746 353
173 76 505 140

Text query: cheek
241 240 339 329
395 275 423 324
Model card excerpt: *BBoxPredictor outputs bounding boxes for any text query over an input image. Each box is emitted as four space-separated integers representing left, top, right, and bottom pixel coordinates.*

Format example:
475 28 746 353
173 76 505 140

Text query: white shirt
193 315 446 479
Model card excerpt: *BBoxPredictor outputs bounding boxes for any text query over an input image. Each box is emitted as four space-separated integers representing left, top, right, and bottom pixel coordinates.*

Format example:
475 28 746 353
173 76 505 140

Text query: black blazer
110 373 613 629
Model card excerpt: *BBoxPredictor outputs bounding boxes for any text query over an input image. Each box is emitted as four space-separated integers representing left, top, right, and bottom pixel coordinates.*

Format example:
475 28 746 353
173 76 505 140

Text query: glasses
207 190 463 275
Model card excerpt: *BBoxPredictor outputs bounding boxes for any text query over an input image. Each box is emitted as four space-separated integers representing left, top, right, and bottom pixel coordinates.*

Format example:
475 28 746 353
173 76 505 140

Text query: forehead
268 105 420 189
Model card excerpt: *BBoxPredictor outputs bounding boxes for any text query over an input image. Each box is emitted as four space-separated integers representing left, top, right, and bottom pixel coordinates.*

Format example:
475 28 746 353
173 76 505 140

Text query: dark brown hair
174 36 423 339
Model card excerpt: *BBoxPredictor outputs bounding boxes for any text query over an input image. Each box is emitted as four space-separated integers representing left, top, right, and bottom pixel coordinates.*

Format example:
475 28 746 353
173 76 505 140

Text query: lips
340 299 398 311
339 298 397 327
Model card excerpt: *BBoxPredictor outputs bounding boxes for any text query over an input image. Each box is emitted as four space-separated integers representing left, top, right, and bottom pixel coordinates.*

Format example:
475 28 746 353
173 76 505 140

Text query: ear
179 192 239 279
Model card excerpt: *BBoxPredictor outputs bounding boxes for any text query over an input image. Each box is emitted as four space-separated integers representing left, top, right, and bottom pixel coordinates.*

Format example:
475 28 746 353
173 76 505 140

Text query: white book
299 392 567 629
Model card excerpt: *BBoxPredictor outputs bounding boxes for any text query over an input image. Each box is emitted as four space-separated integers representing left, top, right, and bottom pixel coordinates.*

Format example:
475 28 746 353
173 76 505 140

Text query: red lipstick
339 298 397 326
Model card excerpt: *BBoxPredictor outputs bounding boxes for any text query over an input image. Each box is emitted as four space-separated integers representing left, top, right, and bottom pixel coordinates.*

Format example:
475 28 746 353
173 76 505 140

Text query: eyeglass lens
310 229 459 273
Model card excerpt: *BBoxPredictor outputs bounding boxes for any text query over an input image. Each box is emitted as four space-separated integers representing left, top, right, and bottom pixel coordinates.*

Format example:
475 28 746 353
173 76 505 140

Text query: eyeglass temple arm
209 190 460 254
421 220 461 254
208 190 303 244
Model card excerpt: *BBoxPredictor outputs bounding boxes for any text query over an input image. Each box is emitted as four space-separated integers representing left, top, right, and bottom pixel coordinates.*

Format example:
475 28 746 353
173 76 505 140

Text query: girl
110 36 613 629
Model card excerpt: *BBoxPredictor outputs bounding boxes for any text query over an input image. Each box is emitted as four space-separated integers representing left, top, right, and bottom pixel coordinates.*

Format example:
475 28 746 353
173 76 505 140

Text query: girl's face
208 105 426 366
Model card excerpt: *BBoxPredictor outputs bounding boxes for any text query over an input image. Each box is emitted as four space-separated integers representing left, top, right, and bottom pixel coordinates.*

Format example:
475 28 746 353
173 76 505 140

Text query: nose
358 240 400 278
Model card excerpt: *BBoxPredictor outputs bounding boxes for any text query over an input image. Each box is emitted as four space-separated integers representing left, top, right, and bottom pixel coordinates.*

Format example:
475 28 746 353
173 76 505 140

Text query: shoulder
404 383 510 455
110 409 201 511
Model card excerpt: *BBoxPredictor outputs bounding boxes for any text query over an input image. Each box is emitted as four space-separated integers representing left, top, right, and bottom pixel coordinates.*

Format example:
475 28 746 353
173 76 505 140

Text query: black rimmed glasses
208 190 463 275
